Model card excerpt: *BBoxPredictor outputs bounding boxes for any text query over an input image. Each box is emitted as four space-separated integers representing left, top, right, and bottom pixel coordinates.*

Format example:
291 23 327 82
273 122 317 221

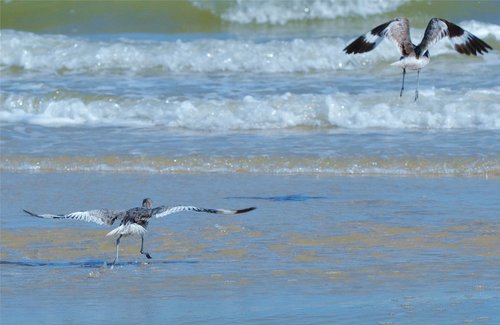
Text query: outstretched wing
152 206 256 219
343 18 413 56
417 18 492 56
23 209 124 226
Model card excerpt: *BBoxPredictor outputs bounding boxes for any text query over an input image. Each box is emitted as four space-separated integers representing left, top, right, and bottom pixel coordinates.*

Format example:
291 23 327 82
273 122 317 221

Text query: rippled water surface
1 173 499 324
1 0 500 324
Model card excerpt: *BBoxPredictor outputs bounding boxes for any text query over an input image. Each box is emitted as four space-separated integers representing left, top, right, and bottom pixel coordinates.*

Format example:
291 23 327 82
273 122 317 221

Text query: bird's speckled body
24 198 256 267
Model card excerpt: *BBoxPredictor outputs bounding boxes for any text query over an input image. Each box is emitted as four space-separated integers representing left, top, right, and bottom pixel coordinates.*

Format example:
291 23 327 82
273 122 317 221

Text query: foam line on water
1 89 499 130
194 0 409 24
2 155 498 176
1 25 498 74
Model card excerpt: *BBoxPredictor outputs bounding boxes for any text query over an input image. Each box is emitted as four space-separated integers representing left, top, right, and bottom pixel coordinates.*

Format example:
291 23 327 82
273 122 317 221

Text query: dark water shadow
226 194 327 202
0 260 199 268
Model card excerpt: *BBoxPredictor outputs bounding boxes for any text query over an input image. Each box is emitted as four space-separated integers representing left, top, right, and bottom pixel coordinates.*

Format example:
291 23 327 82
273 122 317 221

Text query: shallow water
1 0 500 324
1 173 499 324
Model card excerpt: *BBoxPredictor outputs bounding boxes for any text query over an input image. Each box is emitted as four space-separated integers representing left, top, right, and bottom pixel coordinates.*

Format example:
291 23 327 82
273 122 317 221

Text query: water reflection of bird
344 18 492 101
24 198 256 267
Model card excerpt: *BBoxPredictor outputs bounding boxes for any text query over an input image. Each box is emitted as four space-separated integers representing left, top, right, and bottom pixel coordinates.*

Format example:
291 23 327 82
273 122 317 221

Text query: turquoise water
1 0 499 324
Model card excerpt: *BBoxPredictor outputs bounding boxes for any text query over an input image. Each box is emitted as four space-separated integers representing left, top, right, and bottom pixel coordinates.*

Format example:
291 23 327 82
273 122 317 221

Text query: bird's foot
141 251 152 259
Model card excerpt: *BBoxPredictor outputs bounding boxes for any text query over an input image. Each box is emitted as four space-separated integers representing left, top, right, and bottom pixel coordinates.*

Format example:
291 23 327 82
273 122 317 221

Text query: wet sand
1 172 499 324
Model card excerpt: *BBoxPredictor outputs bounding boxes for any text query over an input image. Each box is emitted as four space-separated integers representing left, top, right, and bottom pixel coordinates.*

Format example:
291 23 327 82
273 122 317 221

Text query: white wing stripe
345 17 491 59
365 32 382 44
64 211 106 225
153 206 256 219
23 209 120 226
154 206 214 218
343 18 410 56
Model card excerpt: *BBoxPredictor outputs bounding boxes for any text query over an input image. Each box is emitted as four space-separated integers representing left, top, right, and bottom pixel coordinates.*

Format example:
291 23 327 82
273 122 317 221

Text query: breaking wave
1 25 498 74
1 89 499 130
194 0 409 25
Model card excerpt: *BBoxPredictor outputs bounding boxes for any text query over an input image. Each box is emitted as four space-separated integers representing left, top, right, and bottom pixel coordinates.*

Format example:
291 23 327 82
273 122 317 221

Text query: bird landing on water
24 198 256 268
343 17 492 101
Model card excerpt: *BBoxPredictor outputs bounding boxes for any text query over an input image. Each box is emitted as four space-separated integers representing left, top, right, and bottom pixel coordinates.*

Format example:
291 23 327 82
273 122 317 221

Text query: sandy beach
1 1 499 323
2 172 499 323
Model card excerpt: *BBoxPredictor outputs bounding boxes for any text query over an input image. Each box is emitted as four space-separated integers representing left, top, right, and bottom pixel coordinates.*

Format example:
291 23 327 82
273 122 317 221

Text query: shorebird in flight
343 18 492 100
24 198 256 267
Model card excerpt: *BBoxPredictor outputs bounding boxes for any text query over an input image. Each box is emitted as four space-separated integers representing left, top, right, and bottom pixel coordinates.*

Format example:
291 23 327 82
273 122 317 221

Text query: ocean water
1 0 499 324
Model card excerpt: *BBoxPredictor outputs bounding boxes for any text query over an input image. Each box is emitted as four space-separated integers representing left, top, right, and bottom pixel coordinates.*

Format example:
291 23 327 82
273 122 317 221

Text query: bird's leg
400 68 406 97
415 69 420 101
111 235 122 268
140 235 152 259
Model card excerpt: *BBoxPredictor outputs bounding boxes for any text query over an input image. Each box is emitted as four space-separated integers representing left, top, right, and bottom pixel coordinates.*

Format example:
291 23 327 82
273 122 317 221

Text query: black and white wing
417 18 492 56
23 208 124 226
343 18 413 56
152 206 256 219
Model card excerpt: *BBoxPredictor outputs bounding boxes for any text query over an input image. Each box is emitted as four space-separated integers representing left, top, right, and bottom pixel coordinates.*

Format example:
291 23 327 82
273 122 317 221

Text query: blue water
1 173 499 324
1 1 499 324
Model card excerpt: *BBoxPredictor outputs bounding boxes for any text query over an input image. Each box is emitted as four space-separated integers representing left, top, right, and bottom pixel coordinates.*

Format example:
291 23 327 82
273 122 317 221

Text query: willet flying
24 198 256 267
343 18 492 100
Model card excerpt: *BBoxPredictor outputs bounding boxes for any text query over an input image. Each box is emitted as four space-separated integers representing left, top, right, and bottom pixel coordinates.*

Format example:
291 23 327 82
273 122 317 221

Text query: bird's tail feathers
106 224 147 238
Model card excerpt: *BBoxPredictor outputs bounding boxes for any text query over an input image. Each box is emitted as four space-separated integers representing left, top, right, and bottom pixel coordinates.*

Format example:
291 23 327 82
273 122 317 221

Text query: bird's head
142 198 153 209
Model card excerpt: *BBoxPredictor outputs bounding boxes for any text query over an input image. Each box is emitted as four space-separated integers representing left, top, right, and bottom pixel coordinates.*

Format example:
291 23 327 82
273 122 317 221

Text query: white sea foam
0 30 344 73
460 20 500 40
1 26 497 74
2 89 499 130
2 154 498 176
193 0 408 24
